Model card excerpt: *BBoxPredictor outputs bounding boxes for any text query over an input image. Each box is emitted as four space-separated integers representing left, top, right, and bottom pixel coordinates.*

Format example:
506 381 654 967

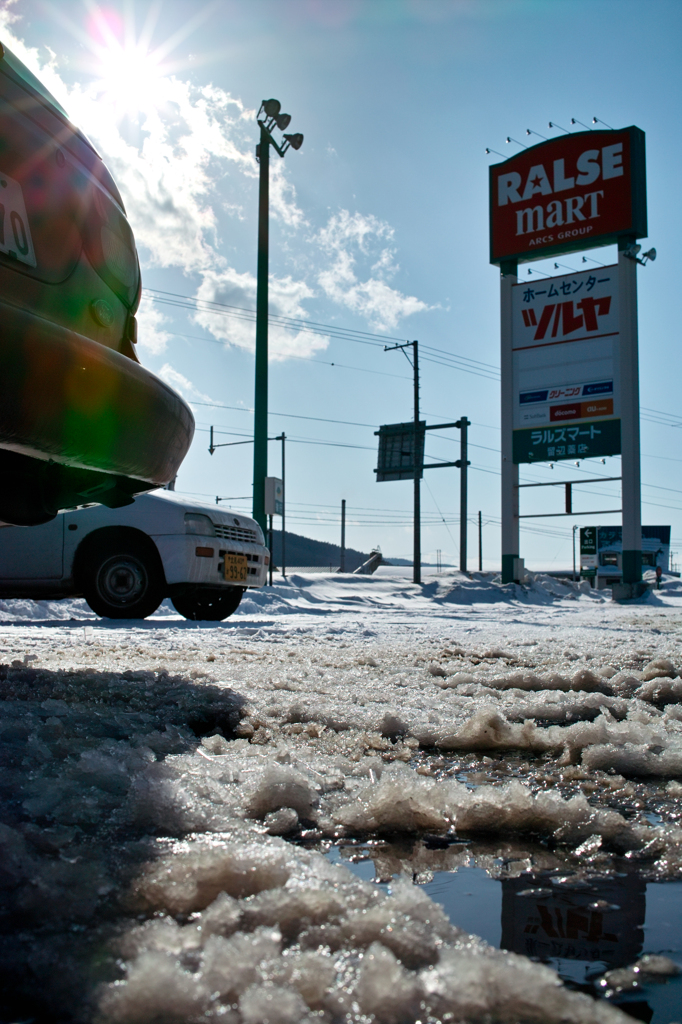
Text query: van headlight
184 513 215 536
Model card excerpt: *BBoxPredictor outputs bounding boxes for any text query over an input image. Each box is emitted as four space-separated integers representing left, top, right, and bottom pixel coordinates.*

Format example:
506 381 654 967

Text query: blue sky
6 0 682 568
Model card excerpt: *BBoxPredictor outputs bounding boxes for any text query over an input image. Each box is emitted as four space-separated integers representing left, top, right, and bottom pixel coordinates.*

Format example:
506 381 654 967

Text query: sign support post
500 262 519 583
412 340 421 585
618 242 642 584
340 498 346 573
455 416 471 572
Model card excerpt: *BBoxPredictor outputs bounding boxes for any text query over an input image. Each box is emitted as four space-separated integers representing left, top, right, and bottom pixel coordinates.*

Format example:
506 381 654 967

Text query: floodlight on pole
262 98 281 119
283 133 304 151
252 100 304 535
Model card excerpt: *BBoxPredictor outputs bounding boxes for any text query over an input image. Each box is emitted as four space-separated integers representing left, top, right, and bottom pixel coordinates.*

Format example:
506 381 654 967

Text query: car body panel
0 491 269 598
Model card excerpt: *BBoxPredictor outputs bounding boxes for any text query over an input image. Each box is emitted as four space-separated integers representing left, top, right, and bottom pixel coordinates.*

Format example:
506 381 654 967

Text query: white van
0 492 269 620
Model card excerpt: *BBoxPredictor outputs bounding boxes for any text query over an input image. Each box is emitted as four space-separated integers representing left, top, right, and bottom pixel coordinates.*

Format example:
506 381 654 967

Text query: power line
143 287 500 380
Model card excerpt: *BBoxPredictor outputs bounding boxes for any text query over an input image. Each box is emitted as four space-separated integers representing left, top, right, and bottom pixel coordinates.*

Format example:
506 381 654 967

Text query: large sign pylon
490 127 650 594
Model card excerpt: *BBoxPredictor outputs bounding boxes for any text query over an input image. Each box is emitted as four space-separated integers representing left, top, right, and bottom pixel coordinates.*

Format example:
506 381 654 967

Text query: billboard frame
489 127 647 267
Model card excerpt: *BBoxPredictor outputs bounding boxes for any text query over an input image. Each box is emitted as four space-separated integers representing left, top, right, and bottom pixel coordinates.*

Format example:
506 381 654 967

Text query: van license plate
224 553 248 583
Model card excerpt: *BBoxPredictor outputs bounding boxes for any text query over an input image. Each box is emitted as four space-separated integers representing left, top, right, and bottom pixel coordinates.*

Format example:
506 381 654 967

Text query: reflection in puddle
325 840 682 1023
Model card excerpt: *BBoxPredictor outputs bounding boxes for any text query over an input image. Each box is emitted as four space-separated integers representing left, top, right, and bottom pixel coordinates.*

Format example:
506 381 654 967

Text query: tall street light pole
252 99 303 534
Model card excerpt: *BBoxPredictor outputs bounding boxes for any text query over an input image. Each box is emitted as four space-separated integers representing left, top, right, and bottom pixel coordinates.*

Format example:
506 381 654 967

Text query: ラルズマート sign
489 127 646 265
510 265 621 464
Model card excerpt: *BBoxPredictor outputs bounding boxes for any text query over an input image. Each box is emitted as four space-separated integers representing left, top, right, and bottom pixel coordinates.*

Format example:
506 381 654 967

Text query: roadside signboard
511 265 621 464
580 525 670 579
375 421 425 482
489 127 646 265
494 125 647 585
264 477 283 516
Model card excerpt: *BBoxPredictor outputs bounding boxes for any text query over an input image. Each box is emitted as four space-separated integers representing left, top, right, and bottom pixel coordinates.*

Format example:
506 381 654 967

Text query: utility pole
413 340 420 584
478 510 483 571
340 499 346 572
455 416 470 572
268 514 273 586
573 524 578 582
385 340 421 584
252 100 303 534
276 432 286 579
253 120 270 535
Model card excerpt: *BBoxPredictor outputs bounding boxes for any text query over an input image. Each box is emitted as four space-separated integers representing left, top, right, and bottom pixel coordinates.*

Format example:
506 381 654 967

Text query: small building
580 526 671 588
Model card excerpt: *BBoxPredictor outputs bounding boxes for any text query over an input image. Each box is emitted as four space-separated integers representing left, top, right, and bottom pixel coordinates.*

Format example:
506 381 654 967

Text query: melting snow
2 569 682 1022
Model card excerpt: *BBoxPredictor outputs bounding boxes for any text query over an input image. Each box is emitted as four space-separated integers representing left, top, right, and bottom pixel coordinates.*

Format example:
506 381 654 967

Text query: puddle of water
326 842 682 1023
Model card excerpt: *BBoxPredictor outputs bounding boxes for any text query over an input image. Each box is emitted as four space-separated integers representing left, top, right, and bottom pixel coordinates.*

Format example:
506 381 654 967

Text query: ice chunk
277 950 336 1010
354 942 423 1023
98 951 209 1023
335 772 449 834
422 947 630 1022
635 953 680 976
131 841 294 914
239 982 313 1024
641 657 678 681
247 765 316 820
636 677 682 705
265 807 299 835
582 740 682 777
201 927 281 1000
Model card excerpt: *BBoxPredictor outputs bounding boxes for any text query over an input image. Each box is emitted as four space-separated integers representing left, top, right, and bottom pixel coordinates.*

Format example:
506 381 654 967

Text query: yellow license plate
224 553 248 583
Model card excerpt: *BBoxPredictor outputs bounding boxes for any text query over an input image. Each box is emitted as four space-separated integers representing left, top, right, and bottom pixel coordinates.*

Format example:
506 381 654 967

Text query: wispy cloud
316 210 430 329
135 295 172 355
158 363 216 404
0 5 428 357
194 268 327 361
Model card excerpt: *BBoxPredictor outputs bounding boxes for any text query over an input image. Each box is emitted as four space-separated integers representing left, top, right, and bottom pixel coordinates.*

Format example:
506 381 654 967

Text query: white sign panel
264 477 283 516
511 265 621 463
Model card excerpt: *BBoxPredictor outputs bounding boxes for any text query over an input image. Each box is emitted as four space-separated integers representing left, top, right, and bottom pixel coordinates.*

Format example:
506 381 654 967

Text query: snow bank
0 662 640 1022
98 835 632 1024
4 575 682 1023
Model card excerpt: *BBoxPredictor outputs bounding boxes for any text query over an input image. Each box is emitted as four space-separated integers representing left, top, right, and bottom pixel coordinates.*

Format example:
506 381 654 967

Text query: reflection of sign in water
501 875 645 967
511 267 621 464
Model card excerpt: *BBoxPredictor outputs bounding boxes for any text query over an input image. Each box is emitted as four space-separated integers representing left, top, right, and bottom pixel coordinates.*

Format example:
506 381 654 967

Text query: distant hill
268 530 450 570
270 530 370 572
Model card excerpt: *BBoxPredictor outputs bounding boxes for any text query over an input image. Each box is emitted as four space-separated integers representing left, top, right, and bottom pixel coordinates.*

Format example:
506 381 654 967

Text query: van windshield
0 42 71 120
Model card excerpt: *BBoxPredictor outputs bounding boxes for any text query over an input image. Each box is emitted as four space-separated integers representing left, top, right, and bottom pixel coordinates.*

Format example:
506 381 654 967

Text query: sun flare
94 41 168 118
85 6 175 121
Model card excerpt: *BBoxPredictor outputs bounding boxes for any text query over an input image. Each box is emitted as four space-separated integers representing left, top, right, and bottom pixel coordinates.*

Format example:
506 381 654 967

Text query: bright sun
86 6 174 120
96 42 167 118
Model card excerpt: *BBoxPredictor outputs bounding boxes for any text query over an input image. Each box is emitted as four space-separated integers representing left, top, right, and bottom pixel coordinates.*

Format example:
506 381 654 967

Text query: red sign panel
489 127 646 265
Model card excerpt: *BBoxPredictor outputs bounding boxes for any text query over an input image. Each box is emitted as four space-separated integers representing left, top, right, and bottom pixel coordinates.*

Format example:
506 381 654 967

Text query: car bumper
153 535 268 588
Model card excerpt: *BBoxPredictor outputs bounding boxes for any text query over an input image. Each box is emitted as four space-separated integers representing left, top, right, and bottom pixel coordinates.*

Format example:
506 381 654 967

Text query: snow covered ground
2 570 682 1022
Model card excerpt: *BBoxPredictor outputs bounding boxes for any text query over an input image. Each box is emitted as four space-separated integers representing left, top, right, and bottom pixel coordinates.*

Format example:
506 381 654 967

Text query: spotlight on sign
643 248 657 262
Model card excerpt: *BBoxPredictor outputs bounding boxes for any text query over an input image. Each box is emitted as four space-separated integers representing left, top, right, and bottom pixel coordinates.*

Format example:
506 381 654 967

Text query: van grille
213 523 258 543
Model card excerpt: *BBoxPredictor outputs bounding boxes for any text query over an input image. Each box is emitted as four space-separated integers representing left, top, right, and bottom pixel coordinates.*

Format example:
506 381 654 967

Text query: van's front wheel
171 587 244 621
83 543 164 619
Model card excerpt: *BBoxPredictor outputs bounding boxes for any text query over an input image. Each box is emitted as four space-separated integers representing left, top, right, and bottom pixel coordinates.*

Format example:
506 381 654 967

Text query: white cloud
158 363 216 405
135 295 172 354
0 7 429 358
194 268 328 361
316 210 430 330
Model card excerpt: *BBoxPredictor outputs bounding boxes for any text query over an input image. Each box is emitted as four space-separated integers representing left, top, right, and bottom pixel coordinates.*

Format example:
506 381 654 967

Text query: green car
0 43 194 525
